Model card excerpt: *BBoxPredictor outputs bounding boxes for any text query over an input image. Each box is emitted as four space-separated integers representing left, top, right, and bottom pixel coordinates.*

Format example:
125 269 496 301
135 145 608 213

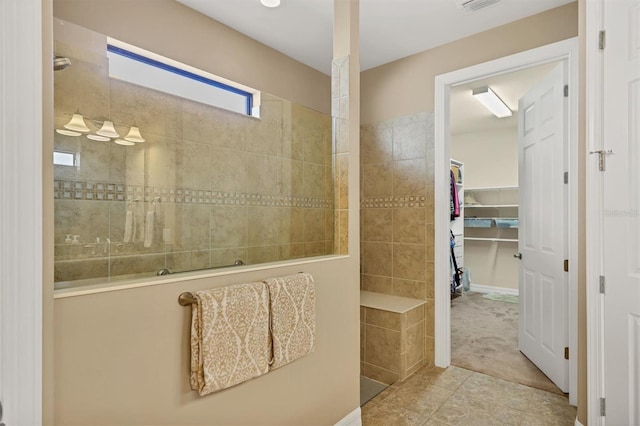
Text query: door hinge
564 346 569 360
564 84 569 97
564 259 569 272
564 172 568 184
600 397 606 416
599 30 606 50
599 275 605 294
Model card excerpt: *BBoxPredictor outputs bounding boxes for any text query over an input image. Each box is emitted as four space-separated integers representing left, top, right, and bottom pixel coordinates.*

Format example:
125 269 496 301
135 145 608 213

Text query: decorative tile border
54 179 332 208
361 196 426 209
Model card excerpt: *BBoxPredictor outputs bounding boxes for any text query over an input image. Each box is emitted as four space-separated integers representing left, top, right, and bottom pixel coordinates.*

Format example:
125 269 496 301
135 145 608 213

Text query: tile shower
360 112 436 383
53 20 335 287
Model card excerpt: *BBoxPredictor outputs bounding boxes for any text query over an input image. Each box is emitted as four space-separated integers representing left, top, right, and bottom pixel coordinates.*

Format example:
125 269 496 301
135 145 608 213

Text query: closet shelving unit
463 186 519 243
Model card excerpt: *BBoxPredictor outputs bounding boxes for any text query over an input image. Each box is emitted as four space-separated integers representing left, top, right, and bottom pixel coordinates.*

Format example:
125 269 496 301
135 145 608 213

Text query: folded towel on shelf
265 273 316 369
494 218 519 228
464 218 495 228
190 282 270 396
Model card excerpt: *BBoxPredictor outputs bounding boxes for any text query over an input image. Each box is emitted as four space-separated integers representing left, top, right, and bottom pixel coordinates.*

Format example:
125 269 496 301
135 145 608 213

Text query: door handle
514 253 522 259
589 149 613 171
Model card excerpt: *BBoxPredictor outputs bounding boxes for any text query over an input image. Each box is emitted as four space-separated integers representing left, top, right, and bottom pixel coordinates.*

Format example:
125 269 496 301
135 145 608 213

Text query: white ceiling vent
456 0 502 13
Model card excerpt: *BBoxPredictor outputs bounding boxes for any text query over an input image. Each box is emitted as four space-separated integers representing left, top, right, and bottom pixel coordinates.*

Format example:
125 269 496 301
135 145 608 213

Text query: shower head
53 55 71 71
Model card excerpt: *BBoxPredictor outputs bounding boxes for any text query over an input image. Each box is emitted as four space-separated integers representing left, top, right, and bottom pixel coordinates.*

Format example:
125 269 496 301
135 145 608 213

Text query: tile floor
361 366 576 426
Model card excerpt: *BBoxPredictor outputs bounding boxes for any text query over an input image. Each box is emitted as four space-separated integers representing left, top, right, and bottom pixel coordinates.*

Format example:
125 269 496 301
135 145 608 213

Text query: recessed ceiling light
260 0 280 8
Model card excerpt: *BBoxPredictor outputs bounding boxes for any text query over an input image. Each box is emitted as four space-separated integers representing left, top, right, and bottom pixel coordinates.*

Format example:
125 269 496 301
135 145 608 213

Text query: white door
602 0 640 423
517 62 569 392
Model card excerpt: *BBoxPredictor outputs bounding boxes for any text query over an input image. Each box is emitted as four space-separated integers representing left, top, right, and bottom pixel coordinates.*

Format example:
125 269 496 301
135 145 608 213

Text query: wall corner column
332 0 360 257
332 0 362 421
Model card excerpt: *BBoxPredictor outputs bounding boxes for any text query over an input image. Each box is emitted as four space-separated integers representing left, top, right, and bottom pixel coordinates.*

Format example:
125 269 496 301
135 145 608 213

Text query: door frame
585 0 605 424
0 0 44 424
434 37 579 405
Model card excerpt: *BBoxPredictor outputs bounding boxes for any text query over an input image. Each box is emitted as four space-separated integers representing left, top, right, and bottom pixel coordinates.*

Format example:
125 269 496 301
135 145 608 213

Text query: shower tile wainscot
360 290 426 384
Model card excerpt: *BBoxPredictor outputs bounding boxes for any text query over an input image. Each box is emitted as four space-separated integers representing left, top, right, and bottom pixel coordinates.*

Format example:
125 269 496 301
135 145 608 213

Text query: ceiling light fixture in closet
260 0 281 8
456 0 502 14
472 86 512 118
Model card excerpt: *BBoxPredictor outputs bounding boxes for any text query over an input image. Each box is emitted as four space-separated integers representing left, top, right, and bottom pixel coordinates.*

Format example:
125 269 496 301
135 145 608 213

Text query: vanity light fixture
63 112 91 132
87 134 111 142
55 114 146 144
96 120 120 138
124 126 145 143
472 86 512 118
56 129 82 137
260 0 281 8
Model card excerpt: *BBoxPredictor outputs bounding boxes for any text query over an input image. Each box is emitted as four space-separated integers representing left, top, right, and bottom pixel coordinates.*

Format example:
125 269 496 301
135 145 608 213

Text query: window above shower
53 18 336 290
106 39 259 117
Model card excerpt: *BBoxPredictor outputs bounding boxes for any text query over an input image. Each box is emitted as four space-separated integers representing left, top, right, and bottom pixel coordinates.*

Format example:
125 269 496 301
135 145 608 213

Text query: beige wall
48 1 360 424
360 2 579 125
53 0 330 115
451 128 518 189
360 1 586 420
54 261 359 425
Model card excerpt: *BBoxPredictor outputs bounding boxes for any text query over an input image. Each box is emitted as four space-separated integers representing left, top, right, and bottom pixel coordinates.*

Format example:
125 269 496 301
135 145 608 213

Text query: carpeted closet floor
450 292 564 396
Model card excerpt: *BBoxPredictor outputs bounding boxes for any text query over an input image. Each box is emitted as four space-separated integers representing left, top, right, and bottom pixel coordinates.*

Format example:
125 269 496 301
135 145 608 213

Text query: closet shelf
465 204 518 208
465 186 518 192
464 237 519 243
464 218 519 228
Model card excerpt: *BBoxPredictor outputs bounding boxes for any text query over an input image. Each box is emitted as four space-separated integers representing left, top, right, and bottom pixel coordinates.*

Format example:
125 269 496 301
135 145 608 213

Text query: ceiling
176 0 574 75
450 61 559 135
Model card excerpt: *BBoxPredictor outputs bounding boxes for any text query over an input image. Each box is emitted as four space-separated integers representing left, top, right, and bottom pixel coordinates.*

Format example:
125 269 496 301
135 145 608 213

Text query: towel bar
179 268 304 306
178 292 197 306
163 259 245 278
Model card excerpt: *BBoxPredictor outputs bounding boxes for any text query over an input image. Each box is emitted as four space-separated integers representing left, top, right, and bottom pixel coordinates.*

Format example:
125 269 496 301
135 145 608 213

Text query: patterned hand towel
265 273 316 369
190 282 270 396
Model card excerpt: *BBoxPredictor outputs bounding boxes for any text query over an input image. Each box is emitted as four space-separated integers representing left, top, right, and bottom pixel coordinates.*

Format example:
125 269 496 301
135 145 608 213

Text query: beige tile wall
360 111 435 366
360 304 426 384
53 36 335 285
332 56 350 255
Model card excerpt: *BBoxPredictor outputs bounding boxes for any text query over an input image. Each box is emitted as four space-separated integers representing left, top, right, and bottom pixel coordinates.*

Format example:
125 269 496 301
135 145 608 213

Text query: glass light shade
96 121 120 138
87 134 111 142
63 113 90 133
124 126 145 143
115 139 135 146
56 128 81 137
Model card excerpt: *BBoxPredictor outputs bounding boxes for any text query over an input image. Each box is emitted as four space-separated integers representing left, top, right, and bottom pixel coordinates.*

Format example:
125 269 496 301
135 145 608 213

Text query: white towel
264 273 316 369
190 282 271 396
144 208 154 248
123 210 134 243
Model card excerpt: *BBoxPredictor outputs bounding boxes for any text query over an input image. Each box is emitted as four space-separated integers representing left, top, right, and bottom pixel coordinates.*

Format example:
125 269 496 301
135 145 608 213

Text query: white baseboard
334 407 361 426
574 418 584 426
469 283 519 296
